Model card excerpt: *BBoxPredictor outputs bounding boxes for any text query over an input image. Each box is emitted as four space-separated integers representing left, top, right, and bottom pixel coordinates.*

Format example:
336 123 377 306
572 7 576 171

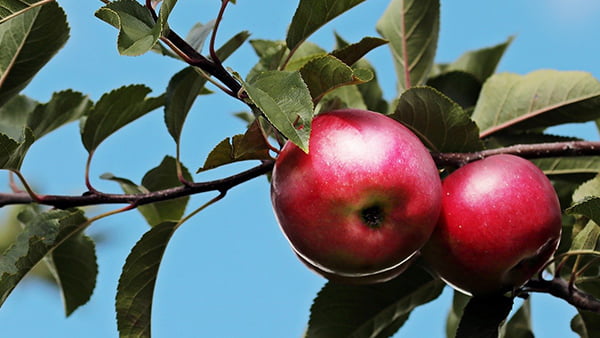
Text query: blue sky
1 0 600 337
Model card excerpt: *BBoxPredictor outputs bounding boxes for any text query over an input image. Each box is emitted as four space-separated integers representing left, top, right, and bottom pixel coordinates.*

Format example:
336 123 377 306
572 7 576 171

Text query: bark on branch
432 141 600 167
523 277 600 313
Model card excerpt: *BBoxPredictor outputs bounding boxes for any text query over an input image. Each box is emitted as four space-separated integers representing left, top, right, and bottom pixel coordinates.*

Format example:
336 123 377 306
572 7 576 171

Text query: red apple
422 154 562 295
271 109 442 279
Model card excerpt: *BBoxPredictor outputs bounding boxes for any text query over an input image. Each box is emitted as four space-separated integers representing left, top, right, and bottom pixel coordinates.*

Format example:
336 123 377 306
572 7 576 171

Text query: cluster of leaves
2 0 600 337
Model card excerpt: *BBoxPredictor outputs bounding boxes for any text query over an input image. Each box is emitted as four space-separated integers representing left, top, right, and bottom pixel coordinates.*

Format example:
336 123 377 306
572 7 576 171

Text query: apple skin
422 154 562 295
270 109 442 279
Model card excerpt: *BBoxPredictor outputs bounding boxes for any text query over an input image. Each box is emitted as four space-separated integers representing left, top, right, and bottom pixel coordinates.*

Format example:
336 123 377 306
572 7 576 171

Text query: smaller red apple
422 154 562 295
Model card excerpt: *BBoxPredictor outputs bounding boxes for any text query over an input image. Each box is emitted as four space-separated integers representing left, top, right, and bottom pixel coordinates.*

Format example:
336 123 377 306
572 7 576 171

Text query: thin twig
432 141 600 167
0 160 274 209
523 277 600 313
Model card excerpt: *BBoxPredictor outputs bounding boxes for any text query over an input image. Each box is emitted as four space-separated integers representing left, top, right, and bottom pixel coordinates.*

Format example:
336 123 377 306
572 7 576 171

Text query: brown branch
432 141 600 167
523 277 600 313
0 161 274 209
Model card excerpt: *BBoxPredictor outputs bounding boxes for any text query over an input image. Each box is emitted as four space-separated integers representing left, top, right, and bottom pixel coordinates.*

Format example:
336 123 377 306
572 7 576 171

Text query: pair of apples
270 109 562 295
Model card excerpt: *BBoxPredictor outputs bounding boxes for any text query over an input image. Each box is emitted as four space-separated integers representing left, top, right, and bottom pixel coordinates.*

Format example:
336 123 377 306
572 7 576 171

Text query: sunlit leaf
81 85 164 153
116 221 178 338
376 0 439 92
299 55 373 103
0 208 87 306
286 0 365 53
0 1 69 107
198 119 273 172
391 87 483 152
473 70 600 138
306 264 444 338
95 0 177 56
241 71 313 152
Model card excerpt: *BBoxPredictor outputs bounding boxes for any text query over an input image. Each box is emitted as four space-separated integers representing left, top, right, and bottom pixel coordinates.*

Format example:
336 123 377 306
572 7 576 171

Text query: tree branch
523 277 600 313
0 161 274 209
432 141 600 167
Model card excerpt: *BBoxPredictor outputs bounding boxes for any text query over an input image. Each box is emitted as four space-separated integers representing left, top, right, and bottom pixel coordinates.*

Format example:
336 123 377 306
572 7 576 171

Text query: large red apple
422 154 562 295
270 109 442 280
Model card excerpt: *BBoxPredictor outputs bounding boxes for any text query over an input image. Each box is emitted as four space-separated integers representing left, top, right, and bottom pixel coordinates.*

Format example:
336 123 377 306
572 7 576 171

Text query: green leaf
531 157 600 176
241 71 313 152
573 175 600 203
0 0 49 21
95 0 177 56
0 127 34 170
317 85 368 113
283 42 328 72
0 1 69 107
199 119 273 172
426 71 482 109
330 37 388 66
102 156 192 226
28 90 92 139
571 311 600 338
306 264 444 338
116 221 178 338
473 70 600 138
164 67 207 142
446 291 470 338
165 31 250 142
390 87 483 152
50 232 97 316
184 20 215 53
81 84 163 153
446 36 514 83
0 94 36 140
0 208 87 306
455 294 514 338
247 39 288 80
0 90 89 145
286 0 365 53
299 55 373 103
501 298 533 338
140 156 192 223
568 219 600 251
353 59 388 114
376 0 440 92
568 196 600 225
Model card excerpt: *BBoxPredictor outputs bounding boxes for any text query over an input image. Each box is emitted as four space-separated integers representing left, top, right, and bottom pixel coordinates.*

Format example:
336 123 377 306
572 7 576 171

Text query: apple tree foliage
1 0 600 337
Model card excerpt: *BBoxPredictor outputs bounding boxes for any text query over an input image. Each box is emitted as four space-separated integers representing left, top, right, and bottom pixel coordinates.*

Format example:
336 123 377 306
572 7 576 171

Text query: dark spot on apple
360 204 385 229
